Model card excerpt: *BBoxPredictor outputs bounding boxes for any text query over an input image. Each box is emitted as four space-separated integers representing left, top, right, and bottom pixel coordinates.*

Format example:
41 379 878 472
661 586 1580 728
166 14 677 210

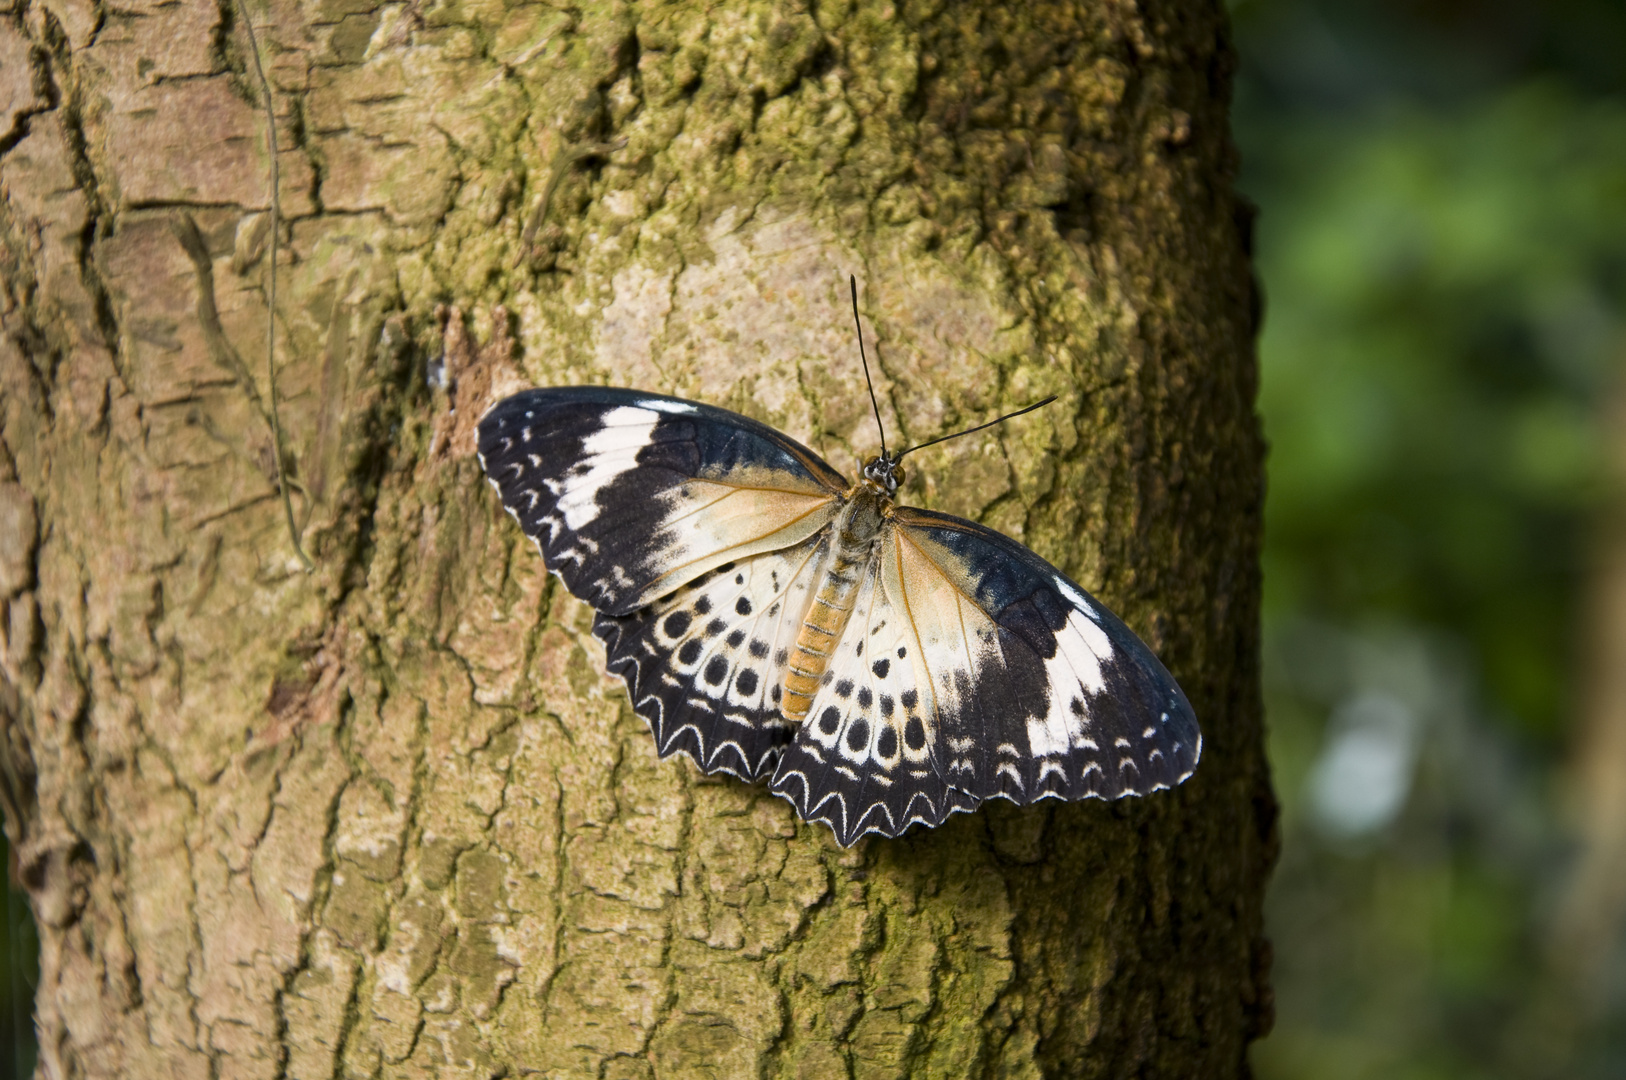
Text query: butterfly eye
892 466 905 488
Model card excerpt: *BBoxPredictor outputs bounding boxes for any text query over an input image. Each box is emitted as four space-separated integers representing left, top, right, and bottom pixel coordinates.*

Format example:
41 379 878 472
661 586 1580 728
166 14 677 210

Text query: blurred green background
1234 0 1626 1077
3 0 1625 1076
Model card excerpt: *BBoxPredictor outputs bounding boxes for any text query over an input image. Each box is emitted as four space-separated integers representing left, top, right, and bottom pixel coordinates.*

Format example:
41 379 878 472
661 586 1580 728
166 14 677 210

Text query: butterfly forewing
593 533 833 781
477 387 846 615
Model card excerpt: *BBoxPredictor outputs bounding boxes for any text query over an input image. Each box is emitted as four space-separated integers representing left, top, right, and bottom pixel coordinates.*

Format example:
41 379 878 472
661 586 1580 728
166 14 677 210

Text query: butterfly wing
770 507 1200 845
479 386 854 782
889 507 1201 805
767 549 981 844
477 387 848 615
592 532 833 781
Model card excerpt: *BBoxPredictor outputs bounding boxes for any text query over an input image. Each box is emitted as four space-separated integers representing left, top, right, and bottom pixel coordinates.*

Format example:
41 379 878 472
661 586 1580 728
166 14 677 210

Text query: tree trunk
1553 367 1626 1015
0 0 1272 1076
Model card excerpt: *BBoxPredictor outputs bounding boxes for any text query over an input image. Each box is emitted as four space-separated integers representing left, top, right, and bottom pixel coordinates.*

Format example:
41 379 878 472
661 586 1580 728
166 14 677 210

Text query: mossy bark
0 0 1272 1076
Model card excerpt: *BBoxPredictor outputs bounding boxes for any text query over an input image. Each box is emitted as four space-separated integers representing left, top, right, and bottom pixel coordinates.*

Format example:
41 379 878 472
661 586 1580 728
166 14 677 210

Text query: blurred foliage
1234 0 1626 1078
1256 83 1626 737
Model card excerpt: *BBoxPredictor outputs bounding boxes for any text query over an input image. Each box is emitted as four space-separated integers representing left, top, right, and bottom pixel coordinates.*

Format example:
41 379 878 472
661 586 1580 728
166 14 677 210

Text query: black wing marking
768 549 980 845
477 387 848 615
889 507 1201 805
594 534 831 782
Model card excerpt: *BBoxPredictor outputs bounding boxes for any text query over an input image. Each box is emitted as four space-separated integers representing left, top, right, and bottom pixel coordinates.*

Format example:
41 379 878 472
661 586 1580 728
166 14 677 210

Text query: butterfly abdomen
782 549 866 721
781 485 889 724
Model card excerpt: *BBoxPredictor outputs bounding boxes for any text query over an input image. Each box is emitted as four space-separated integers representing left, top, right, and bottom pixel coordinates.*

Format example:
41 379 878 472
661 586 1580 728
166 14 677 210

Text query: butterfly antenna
850 274 889 461
896 395 1059 460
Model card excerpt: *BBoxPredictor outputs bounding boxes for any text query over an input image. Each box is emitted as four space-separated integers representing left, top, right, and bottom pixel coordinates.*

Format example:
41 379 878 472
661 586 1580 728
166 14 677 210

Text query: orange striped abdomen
781 482 890 724
781 549 867 722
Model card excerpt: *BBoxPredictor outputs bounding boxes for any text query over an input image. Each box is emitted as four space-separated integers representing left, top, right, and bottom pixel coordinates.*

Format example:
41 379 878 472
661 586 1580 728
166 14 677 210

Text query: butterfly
475 290 1200 846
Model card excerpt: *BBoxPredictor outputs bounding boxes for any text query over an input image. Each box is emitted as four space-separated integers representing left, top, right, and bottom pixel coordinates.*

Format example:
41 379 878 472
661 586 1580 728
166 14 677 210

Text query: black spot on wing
904 715 925 751
995 593 1065 660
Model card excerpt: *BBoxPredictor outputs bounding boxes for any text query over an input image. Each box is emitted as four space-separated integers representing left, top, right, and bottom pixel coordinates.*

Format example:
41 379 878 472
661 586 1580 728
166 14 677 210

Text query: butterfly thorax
779 480 893 724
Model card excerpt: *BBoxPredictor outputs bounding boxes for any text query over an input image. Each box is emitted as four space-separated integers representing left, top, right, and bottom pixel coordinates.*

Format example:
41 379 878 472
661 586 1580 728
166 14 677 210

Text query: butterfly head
861 455 904 497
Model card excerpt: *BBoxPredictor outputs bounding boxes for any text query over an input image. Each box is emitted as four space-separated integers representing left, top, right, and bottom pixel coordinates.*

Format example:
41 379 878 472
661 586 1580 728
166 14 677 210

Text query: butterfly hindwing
593 534 832 781
891 508 1202 805
767 549 981 844
477 387 846 615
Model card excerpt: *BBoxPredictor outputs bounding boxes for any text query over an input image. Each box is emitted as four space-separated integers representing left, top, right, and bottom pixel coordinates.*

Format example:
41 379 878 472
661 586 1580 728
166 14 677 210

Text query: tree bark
1553 368 1626 1013
0 0 1272 1076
